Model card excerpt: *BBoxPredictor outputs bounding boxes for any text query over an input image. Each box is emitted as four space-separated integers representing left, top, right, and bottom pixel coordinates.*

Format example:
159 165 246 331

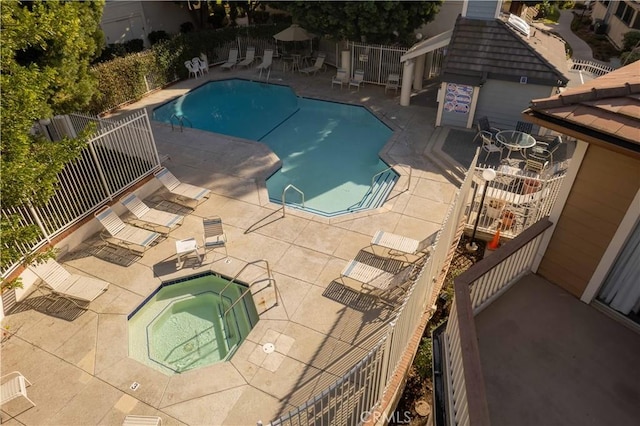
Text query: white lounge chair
153 167 211 208
94 206 161 254
237 46 256 68
30 258 110 310
220 48 239 70
349 69 365 91
331 68 349 89
1 371 35 408
299 53 325 76
203 216 228 258
122 415 162 426
120 193 184 235
340 261 413 305
385 73 400 94
370 230 435 262
256 49 274 78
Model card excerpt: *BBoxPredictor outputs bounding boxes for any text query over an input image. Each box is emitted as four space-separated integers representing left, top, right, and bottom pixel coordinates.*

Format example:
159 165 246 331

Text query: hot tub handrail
222 276 278 322
218 259 278 311
282 184 305 218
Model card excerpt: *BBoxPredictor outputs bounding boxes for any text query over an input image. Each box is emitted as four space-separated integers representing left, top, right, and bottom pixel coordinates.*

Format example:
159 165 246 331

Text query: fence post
87 136 113 201
142 109 162 168
26 201 52 243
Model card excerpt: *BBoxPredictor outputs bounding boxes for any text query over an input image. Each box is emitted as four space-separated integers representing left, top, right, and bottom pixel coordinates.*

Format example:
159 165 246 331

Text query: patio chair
120 193 184 235
154 167 211 208
480 130 504 161
530 135 563 164
94 206 161 254
299 52 326 76
515 120 533 134
331 68 349 89
29 258 110 310
184 60 200 79
122 415 162 426
197 54 209 75
220 48 239 70
385 73 400 94
523 158 549 175
1 371 35 408
370 230 436 262
339 261 414 305
237 46 256 68
349 70 365 91
473 116 501 143
202 216 228 258
256 49 274 78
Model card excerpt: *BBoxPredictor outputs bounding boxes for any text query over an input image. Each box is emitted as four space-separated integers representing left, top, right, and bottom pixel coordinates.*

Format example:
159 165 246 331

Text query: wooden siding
465 0 499 20
474 80 551 131
538 145 640 297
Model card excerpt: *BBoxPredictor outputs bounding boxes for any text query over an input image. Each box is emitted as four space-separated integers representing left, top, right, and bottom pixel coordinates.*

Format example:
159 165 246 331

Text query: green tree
1 0 105 275
269 1 442 46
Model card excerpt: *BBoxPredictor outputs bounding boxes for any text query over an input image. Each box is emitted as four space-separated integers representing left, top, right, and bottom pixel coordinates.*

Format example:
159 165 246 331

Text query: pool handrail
371 164 411 191
281 184 305 217
219 259 279 315
169 114 192 132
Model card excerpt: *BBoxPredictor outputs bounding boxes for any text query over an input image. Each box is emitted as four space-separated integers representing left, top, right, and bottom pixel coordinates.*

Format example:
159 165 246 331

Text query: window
633 12 640 29
615 1 636 26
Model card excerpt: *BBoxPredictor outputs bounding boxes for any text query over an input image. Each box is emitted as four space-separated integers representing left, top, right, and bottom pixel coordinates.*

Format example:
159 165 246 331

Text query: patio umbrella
273 24 314 42
273 24 315 55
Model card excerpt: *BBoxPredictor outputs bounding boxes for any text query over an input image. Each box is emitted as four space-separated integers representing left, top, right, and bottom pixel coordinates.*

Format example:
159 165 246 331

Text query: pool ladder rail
348 164 412 212
169 114 192 132
219 259 279 339
281 184 305 217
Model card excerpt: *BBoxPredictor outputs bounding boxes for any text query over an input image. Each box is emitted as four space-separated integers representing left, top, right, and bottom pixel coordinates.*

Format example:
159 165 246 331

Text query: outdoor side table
175 237 202 269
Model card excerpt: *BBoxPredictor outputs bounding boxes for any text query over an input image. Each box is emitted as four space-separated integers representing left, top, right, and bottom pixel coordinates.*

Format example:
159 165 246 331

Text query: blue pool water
153 79 396 216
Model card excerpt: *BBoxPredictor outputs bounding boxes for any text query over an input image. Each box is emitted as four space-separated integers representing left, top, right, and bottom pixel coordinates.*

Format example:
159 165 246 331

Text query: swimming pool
128 273 258 375
153 79 397 216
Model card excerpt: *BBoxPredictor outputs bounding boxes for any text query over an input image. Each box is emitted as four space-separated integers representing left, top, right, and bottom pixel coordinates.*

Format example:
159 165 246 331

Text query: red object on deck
487 227 501 250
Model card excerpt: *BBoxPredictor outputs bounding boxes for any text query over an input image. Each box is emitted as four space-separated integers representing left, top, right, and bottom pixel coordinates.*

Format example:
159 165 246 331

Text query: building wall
419 1 464 38
538 145 640 297
465 0 500 20
140 2 195 36
473 80 551 130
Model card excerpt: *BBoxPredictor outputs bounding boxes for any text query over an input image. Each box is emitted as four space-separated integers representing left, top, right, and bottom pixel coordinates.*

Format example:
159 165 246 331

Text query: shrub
622 31 640 52
209 4 227 28
123 38 144 53
148 30 171 46
180 22 194 33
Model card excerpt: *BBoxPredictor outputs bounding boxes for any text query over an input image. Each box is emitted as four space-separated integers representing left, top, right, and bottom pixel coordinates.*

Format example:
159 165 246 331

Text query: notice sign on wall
443 83 473 114
359 54 369 62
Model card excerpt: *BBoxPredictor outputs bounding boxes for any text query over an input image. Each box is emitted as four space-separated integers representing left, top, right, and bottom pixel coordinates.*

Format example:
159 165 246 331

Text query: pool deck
1 65 459 425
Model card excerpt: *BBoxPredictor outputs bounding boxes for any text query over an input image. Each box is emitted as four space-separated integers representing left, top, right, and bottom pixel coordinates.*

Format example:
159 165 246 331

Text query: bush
253 11 270 24
209 4 227 28
180 22 194 33
148 30 171 46
123 38 144 53
622 31 640 52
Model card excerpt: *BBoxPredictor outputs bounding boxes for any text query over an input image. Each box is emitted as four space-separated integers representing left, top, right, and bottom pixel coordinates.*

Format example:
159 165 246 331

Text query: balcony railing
436 218 553 426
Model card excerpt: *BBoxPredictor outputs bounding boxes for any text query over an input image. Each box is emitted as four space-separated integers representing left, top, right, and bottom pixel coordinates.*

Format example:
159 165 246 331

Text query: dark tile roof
442 16 569 87
524 63 640 156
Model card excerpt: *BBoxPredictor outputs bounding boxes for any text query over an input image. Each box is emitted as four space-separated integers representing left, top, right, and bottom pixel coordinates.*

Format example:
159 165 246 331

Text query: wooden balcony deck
475 273 640 426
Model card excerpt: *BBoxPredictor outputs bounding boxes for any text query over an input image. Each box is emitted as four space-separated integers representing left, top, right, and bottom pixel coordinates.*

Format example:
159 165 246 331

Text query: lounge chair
340 261 413 305
203 216 228 258
385 73 400 94
153 167 211 208
120 193 184 235
299 52 326 76
220 48 239 70
349 70 365 91
370 230 436 262
94 206 161 254
29 258 109 310
256 49 274 78
237 46 256 68
122 415 162 426
331 68 349 89
1 371 35 408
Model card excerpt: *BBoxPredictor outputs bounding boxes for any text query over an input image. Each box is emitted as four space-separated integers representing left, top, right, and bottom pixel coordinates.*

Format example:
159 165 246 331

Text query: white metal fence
570 58 615 77
464 164 566 240
1 110 160 277
267 151 480 426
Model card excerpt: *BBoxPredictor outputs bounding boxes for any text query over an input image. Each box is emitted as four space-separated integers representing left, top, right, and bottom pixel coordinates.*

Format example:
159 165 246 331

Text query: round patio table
496 130 536 160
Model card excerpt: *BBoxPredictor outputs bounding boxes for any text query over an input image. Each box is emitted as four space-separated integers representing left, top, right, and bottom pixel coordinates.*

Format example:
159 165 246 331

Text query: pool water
153 79 397 216
128 273 258 375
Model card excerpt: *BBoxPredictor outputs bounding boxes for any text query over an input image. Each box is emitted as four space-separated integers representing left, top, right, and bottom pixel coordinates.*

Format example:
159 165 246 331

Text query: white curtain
599 219 640 315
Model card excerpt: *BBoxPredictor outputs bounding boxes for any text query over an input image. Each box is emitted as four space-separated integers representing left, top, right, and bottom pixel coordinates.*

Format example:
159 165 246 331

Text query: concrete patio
1 65 459 425
476 274 640 426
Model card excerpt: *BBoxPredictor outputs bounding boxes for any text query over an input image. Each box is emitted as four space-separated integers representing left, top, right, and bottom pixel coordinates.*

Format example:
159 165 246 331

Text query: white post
400 59 415 107
341 49 351 78
413 54 426 90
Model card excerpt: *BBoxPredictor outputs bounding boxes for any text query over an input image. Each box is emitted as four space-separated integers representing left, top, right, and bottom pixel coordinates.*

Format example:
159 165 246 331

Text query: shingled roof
523 63 640 157
441 15 569 87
